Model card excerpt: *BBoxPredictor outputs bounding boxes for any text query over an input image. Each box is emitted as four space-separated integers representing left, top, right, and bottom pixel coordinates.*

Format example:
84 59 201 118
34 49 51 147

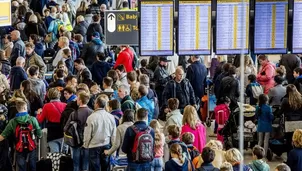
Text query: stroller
221 102 258 150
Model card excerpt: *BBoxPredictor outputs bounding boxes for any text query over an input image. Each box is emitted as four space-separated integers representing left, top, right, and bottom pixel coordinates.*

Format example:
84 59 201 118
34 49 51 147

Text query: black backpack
64 111 83 147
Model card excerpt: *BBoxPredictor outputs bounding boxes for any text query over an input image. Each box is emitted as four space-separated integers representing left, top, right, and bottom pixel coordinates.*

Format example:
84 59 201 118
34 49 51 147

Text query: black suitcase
36 158 52 171
59 155 73 171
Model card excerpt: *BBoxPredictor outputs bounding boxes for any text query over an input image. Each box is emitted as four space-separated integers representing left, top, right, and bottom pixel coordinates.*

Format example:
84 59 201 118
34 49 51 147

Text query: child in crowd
275 66 288 85
256 94 274 160
225 148 252 171
164 98 183 136
165 143 193 171
202 140 226 168
150 119 165 171
287 129 302 171
197 147 220 171
214 96 231 142
166 125 190 160
245 74 263 105
108 99 123 126
248 145 270 171
220 162 234 171
62 48 73 75
293 67 302 93
275 163 291 171
181 132 201 169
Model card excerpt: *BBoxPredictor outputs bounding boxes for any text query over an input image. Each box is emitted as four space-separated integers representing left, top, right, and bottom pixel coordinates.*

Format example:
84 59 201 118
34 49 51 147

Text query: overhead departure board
177 0 211 55
139 0 174 56
292 0 302 54
216 0 249 55
254 0 288 54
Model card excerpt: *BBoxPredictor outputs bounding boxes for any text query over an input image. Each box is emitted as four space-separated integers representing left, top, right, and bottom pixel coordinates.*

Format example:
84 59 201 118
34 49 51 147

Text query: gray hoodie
28 78 46 101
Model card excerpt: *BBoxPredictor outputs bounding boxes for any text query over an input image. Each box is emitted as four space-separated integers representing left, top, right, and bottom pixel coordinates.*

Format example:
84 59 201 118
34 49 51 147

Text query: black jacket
280 54 301 84
186 61 207 98
73 21 89 42
218 75 239 103
154 65 171 89
0 59 11 76
280 96 302 121
24 22 46 39
91 61 113 85
162 78 196 108
81 39 105 67
10 66 27 91
86 23 103 42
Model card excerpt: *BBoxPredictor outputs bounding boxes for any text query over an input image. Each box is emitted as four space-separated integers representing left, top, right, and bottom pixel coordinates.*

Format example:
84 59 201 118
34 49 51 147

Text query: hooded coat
28 78 46 101
81 38 105 67
91 60 113 85
248 160 270 171
257 61 276 94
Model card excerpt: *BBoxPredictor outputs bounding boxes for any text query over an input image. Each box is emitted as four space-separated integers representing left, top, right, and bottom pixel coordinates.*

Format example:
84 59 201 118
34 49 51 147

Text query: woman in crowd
88 0 101 15
61 3 73 31
24 14 46 39
20 80 43 117
280 84 302 153
76 1 87 17
36 88 67 152
236 55 256 88
268 75 287 106
181 105 206 152
104 109 134 160
165 143 193 171
2 34 13 58
7 90 28 120
257 54 276 94
287 129 302 171
225 148 252 171
107 69 121 90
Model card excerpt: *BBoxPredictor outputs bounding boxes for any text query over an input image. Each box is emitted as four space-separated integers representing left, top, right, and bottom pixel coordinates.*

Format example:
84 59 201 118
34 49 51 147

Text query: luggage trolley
201 78 216 127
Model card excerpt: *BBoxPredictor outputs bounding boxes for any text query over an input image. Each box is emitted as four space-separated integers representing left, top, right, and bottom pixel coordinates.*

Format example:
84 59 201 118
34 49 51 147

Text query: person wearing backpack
0 100 42 171
114 45 134 72
246 74 263 106
83 95 116 171
214 97 231 143
64 92 93 171
182 132 202 169
165 143 193 171
122 108 155 171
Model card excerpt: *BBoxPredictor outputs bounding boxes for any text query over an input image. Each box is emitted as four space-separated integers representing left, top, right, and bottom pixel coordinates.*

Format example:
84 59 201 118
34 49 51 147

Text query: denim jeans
16 150 37 171
89 145 111 171
48 138 63 153
127 162 151 171
151 158 163 171
72 147 89 171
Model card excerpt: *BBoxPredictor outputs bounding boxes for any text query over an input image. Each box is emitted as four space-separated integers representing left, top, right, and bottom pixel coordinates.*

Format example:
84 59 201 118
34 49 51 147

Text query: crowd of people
0 0 302 171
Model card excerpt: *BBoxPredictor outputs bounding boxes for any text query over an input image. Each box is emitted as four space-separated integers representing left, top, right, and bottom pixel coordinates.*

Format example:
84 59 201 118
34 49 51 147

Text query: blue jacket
256 104 274 132
121 121 155 162
34 42 44 57
91 61 113 85
186 61 207 98
165 158 191 171
111 109 123 126
137 96 154 124
197 163 219 171
287 148 302 171
10 66 27 91
233 164 252 171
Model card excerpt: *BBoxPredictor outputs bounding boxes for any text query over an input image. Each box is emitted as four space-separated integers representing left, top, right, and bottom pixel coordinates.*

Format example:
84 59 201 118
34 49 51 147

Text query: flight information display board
177 0 211 55
216 0 249 55
254 0 288 54
139 0 174 56
292 0 302 53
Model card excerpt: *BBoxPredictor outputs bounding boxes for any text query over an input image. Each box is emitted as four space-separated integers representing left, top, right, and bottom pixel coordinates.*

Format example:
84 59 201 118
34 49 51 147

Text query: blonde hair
77 15 85 23
59 36 69 47
220 162 234 171
91 0 97 4
287 84 302 110
293 129 302 148
29 14 38 23
205 140 223 150
62 3 70 12
225 148 243 164
130 88 140 101
47 87 61 100
182 105 199 129
217 55 227 63
170 143 184 164
149 119 162 147
10 90 28 103
77 83 90 94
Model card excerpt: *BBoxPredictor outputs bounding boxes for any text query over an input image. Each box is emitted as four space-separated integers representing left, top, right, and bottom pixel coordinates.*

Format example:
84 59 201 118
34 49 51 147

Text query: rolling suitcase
36 138 52 171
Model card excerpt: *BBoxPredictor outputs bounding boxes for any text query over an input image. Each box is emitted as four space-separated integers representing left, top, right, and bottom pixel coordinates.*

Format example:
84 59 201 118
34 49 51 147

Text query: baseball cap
159 56 171 62
92 32 100 38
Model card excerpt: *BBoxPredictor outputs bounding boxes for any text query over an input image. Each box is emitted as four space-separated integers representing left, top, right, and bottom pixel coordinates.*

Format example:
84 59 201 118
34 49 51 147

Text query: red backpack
131 126 154 162
15 118 36 152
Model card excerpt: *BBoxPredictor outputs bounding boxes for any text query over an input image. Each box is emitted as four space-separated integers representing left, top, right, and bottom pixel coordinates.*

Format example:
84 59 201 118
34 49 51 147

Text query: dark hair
107 70 119 83
24 11 33 24
28 65 39 76
258 94 268 116
63 86 76 94
56 69 65 78
294 67 302 76
21 80 38 103
252 145 265 159
127 71 137 82
18 5 27 18
85 8 92 14
62 48 71 58
222 63 232 73
96 52 106 61
258 54 268 61
34 12 44 24
92 14 100 22
140 59 148 67
122 109 134 123
74 58 85 65
248 74 256 83
122 1 129 8
66 75 77 82
103 77 113 87
228 66 236 75
202 147 215 163
138 85 148 96
116 64 125 72
108 99 120 110
217 96 231 105
167 124 180 138
5 34 11 41
136 108 148 120
168 98 179 110
274 75 284 85
29 34 39 44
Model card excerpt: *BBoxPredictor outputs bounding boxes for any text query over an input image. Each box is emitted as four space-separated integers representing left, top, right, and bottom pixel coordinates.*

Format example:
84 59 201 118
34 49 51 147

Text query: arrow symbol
108 14 115 20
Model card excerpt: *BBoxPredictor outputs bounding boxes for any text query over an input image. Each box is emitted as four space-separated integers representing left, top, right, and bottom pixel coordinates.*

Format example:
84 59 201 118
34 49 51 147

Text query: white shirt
52 46 69 67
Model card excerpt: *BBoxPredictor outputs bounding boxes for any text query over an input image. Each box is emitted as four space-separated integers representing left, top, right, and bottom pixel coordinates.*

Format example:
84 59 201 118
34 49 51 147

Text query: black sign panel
105 11 139 45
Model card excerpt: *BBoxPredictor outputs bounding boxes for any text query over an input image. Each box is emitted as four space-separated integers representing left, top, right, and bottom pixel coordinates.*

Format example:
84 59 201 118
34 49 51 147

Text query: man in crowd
52 36 70 67
114 45 134 72
74 58 92 83
10 30 25 66
83 95 116 171
10 57 27 91
25 42 46 78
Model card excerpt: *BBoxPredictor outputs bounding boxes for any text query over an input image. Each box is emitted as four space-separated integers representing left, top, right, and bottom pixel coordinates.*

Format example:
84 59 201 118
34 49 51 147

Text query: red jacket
37 101 67 123
114 47 134 72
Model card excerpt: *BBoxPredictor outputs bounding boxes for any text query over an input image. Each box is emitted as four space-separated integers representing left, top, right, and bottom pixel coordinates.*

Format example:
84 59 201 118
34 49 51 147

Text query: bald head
11 30 20 41
175 67 184 82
